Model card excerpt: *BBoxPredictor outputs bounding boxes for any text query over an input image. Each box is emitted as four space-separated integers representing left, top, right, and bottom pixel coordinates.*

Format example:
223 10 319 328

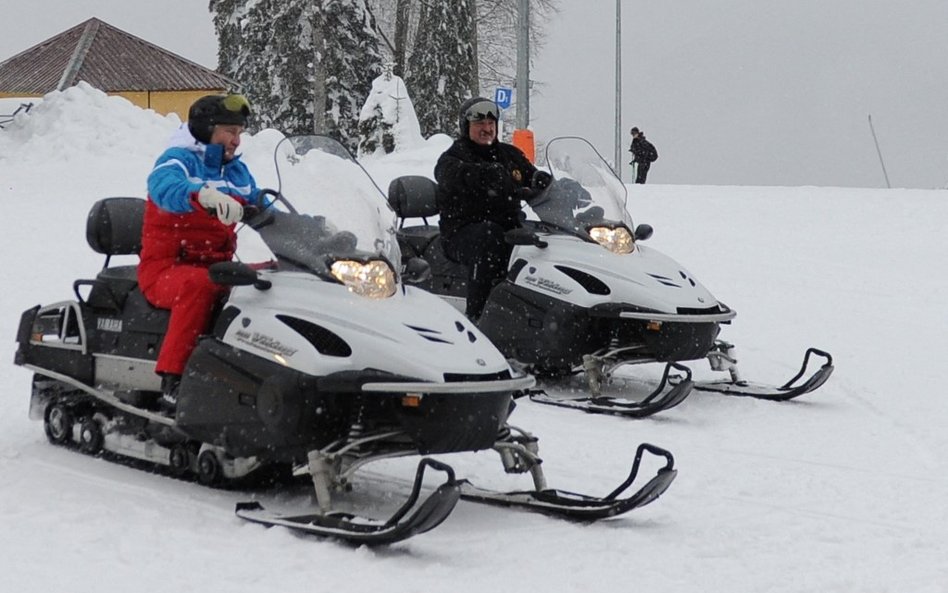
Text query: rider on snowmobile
137 94 258 412
434 97 552 321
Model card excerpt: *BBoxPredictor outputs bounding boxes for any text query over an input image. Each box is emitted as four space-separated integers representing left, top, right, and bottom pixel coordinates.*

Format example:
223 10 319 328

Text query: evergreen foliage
405 0 479 137
210 0 382 152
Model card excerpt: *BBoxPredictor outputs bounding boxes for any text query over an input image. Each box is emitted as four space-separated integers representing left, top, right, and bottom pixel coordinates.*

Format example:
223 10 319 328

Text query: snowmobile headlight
330 259 397 299
588 226 634 254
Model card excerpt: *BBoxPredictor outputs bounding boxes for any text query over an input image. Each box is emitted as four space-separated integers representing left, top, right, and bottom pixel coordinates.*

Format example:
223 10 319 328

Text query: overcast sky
3 0 947 188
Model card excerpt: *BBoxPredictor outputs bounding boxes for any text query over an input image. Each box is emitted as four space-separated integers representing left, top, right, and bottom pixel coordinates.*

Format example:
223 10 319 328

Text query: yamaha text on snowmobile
13 135 677 545
387 137 833 418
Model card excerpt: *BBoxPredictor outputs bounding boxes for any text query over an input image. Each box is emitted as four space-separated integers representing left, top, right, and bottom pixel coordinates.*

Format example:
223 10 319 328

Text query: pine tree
405 0 479 137
210 0 382 152
368 0 559 111
320 0 384 149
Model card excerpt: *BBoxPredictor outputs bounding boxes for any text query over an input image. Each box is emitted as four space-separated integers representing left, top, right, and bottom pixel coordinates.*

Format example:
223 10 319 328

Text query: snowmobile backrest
387 176 439 224
86 197 145 259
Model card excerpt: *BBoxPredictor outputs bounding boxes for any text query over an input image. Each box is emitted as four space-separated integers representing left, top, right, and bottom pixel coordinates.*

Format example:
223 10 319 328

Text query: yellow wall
110 89 226 120
0 92 41 99
0 89 226 120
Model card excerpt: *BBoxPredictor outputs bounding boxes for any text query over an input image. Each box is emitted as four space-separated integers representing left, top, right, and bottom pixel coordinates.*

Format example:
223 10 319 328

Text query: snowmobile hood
222 271 512 382
510 234 726 316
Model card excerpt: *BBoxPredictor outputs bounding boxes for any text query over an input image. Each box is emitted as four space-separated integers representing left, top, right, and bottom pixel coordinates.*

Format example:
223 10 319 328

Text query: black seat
387 176 442 258
387 176 470 296
78 197 146 311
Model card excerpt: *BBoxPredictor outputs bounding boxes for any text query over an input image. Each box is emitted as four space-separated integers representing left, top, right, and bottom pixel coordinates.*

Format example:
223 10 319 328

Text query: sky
3 85 948 592
1 1 948 188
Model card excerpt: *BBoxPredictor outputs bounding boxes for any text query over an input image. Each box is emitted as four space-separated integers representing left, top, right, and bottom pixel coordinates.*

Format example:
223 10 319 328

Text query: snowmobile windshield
534 137 633 232
243 135 400 275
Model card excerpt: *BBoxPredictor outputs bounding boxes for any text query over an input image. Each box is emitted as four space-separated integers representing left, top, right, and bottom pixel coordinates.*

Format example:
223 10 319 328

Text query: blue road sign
494 87 513 110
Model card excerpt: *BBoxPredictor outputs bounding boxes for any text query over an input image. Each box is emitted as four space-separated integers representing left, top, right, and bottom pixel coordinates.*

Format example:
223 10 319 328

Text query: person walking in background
629 127 658 184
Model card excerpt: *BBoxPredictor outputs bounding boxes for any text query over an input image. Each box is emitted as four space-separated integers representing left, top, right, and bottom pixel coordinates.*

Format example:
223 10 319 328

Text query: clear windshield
245 135 400 271
533 137 633 232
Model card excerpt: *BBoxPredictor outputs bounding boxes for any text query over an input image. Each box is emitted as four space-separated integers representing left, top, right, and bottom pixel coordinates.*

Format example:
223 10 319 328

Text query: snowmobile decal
96 318 122 332
233 329 299 357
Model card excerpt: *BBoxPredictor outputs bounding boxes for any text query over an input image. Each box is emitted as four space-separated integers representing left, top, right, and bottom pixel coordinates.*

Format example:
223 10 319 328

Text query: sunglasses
464 100 499 122
222 94 251 116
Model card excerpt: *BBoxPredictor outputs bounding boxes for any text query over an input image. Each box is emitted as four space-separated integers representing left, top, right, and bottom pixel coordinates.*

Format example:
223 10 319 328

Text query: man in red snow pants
138 94 258 414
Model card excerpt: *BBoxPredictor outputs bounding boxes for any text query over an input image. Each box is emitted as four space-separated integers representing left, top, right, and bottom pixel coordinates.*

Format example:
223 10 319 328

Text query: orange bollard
512 129 536 163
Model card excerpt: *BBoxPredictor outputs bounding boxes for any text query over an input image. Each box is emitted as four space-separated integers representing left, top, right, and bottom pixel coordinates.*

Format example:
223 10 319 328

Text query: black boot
159 374 181 416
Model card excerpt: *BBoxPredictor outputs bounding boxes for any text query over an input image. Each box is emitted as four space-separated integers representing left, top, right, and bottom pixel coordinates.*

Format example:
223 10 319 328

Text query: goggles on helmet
464 99 499 122
222 93 251 117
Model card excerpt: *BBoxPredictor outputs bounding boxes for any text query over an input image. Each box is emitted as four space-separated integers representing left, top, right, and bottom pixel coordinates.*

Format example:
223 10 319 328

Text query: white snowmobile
13 135 677 545
388 136 833 418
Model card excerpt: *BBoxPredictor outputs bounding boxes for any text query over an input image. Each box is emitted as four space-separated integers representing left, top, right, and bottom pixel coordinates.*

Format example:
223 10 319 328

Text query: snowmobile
13 135 677 545
387 136 833 418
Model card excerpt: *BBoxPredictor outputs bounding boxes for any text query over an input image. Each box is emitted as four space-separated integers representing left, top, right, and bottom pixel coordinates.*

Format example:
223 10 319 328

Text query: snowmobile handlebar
505 227 548 249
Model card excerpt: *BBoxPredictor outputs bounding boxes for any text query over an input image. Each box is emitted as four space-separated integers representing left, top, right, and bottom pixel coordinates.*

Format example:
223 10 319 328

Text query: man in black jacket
434 97 552 321
629 127 658 184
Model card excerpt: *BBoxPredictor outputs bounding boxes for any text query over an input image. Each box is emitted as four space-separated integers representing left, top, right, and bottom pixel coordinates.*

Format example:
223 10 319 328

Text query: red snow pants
141 264 229 376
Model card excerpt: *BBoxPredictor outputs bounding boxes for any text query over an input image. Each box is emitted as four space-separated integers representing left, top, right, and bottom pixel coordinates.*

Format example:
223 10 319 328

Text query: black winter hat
187 94 252 144
458 96 499 137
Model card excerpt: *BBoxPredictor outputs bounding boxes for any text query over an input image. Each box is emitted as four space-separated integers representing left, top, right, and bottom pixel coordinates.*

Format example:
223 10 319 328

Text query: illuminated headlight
330 259 396 299
588 226 634 254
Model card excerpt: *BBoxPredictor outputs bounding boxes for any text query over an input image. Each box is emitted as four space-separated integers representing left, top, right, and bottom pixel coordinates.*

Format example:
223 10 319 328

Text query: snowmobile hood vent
647 273 683 288
277 315 351 357
444 370 512 382
406 323 480 345
676 304 726 315
555 266 610 295
405 324 453 344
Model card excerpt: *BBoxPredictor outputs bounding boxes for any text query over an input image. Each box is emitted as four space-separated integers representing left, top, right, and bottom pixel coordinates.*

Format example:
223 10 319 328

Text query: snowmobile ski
235 458 460 545
694 347 834 401
459 443 676 520
528 363 693 418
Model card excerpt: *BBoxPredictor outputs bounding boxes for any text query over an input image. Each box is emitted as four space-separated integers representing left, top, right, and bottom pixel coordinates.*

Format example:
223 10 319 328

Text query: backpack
645 140 658 163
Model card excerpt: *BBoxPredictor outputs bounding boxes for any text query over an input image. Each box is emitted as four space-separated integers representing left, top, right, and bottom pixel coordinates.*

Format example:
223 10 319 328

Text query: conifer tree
210 0 382 152
405 0 479 137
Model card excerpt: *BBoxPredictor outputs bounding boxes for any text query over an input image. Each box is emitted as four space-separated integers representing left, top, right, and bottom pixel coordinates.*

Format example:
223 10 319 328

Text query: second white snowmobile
388 137 833 418
13 135 676 545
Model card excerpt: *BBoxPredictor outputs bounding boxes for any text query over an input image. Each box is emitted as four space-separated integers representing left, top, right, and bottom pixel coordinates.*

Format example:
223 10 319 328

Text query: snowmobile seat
79 197 145 311
86 197 145 260
387 176 441 258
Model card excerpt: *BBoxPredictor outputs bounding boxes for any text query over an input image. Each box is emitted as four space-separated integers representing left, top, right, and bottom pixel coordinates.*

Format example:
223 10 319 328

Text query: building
0 17 237 119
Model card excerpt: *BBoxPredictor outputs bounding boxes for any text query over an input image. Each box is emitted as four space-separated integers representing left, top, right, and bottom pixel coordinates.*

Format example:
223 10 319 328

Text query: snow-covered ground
2 85 947 593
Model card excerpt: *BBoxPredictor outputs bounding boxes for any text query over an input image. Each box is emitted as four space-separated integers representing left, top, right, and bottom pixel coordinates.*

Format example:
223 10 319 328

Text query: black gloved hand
515 187 536 203
532 170 553 190
483 162 510 188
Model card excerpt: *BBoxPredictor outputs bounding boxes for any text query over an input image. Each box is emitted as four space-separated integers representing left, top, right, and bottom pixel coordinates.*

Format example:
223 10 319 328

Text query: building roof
0 18 236 94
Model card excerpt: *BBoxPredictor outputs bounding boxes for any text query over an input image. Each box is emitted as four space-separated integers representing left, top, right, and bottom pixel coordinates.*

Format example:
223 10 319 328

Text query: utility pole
868 114 891 189
516 0 530 129
614 0 622 177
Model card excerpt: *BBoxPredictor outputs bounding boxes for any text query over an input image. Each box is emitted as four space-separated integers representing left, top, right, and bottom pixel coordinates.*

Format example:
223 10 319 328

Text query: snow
2 84 948 592
357 71 425 156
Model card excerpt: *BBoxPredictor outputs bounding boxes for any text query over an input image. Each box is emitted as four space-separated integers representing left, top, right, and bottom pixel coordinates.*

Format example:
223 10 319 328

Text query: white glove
198 185 243 225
